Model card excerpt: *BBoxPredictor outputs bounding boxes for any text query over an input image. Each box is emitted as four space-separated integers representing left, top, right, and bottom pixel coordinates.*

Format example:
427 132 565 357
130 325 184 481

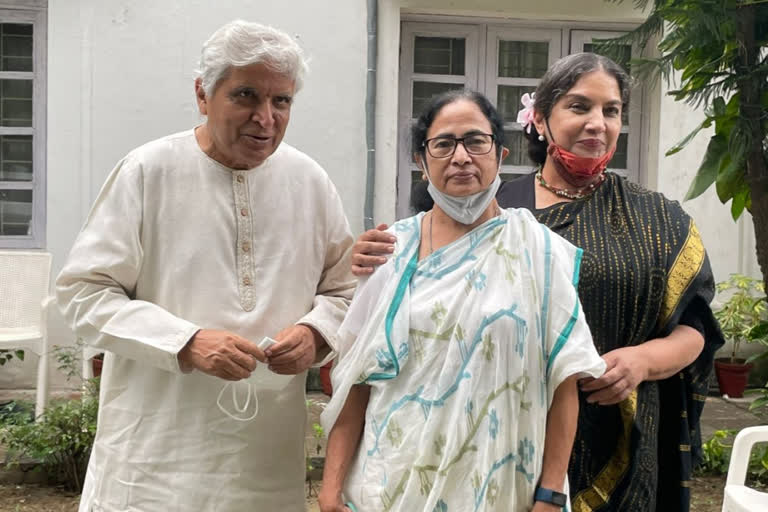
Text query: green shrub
697 429 768 486
698 429 736 475
0 341 99 492
0 378 98 492
0 349 24 365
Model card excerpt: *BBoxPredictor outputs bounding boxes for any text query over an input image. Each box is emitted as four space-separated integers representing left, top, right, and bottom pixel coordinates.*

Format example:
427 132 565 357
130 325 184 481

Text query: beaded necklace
535 167 606 200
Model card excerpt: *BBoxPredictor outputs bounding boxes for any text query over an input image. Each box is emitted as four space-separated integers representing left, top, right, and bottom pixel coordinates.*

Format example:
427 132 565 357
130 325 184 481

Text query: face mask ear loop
544 118 557 146
419 152 432 182
217 382 259 422
231 380 251 413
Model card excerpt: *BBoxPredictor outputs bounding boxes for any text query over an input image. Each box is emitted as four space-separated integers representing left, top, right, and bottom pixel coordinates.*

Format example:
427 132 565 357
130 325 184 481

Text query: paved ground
700 394 767 441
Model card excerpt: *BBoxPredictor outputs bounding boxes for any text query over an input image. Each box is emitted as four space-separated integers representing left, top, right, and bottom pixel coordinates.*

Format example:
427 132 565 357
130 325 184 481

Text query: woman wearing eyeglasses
348 53 723 512
318 89 606 512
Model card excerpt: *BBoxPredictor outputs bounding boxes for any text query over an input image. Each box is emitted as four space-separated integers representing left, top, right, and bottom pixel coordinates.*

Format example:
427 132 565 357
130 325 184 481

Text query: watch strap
534 486 567 506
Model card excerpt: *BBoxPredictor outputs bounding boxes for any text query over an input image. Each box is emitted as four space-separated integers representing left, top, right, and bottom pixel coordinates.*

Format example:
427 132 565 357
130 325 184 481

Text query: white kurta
56 130 356 511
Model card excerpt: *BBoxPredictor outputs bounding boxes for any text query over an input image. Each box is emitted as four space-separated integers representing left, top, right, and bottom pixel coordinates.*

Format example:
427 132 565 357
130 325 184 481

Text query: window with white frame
398 21 641 218
0 5 46 248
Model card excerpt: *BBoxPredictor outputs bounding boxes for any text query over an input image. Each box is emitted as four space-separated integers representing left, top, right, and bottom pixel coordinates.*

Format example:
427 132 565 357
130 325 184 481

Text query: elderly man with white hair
56 20 355 511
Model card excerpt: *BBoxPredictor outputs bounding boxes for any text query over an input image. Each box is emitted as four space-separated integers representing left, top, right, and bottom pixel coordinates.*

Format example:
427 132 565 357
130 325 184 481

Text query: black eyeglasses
422 133 495 158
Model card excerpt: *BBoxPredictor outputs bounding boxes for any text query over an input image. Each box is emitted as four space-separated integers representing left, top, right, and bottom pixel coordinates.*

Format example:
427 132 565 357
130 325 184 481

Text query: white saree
322 208 605 512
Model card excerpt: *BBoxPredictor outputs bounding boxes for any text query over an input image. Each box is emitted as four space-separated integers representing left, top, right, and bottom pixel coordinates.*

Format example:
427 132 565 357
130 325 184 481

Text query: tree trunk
738 5 768 293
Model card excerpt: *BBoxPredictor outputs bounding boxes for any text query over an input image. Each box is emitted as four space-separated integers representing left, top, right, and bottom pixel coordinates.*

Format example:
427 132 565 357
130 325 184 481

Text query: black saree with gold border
498 172 724 512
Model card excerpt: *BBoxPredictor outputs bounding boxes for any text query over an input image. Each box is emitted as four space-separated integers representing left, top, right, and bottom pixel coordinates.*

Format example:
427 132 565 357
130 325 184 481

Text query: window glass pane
412 82 464 116
0 79 32 127
0 188 31 236
609 133 629 169
414 36 465 75
497 85 537 125
1 23 33 72
0 135 32 181
501 130 532 167
498 41 548 78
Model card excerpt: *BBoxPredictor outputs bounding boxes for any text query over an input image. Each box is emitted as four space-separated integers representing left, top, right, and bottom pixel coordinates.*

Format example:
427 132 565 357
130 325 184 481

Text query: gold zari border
572 391 638 512
657 220 705 329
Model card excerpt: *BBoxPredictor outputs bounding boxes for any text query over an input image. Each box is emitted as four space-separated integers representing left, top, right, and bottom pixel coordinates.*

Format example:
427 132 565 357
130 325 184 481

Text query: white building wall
649 90 760 285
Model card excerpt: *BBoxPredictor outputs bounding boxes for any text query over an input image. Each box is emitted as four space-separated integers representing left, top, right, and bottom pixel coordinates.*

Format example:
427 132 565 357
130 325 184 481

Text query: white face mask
425 159 502 225
216 337 294 422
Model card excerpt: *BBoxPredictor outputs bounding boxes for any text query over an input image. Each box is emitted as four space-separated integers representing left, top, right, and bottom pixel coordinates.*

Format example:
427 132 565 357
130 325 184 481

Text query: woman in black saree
351 53 723 512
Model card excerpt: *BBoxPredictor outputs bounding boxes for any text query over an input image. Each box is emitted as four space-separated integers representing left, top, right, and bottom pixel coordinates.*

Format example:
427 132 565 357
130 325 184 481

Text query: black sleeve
496 173 536 210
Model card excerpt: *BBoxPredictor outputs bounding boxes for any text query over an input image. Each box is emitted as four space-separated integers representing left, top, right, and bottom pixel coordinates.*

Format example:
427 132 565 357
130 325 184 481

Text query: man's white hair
197 20 309 97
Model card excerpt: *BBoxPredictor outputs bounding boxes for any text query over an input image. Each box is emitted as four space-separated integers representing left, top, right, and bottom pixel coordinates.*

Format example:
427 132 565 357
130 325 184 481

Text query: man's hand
350 223 394 276
177 329 265 380
266 325 325 375
580 346 648 405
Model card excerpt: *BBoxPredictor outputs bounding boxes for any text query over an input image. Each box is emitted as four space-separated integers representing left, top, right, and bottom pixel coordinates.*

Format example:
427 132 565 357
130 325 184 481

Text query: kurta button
240 208 248 216
236 175 244 183
243 276 251 286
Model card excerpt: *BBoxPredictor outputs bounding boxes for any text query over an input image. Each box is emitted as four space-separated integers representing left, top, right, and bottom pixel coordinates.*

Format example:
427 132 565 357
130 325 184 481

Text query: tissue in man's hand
249 337 293 391
257 336 278 350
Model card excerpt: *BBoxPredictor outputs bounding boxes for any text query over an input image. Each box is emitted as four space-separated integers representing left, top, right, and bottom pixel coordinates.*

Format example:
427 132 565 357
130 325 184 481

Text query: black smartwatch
534 486 567 507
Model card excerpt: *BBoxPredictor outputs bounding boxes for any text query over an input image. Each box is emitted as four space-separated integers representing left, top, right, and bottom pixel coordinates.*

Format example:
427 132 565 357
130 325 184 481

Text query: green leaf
749 396 768 411
715 152 747 203
14 350 24 361
730 187 750 220
685 134 726 200
666 116 713 156
749 320 768 340
713 96 727 117
745 350 768 364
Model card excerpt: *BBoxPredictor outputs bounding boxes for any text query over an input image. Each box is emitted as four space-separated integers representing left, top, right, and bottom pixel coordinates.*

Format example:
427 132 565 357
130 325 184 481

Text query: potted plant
713 274 768 398
91 352 104 378
319 360 333 396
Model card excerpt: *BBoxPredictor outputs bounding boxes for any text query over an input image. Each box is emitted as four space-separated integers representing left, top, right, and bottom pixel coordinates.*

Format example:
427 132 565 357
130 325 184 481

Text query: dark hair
411 89 506 162
410 179 434 213
525 52 632 165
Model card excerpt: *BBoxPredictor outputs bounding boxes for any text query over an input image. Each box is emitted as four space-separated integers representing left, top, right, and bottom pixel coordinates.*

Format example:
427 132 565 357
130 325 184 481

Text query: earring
538 134 545 142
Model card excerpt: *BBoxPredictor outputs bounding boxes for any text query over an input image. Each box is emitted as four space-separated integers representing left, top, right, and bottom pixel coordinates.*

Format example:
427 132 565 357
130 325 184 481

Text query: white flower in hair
516 92 536 134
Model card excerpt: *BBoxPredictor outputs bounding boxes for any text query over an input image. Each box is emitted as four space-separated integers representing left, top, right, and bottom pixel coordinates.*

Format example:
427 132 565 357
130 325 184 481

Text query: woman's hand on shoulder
351 223 395 276
579 346 649 405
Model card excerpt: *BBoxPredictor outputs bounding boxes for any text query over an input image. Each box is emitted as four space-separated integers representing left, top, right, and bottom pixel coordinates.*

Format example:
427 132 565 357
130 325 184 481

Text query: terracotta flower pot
92 355 104 378
319 361 333 396
714 358 753 398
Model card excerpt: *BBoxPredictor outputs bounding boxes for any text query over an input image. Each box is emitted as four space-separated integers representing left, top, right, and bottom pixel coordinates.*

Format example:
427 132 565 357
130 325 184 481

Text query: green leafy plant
713 274 768 363
0 342 99 492
0 349 24 366
697 428 768 485
602 0 768 294
698 429 736 474
0 399 34 427
305 398 327 497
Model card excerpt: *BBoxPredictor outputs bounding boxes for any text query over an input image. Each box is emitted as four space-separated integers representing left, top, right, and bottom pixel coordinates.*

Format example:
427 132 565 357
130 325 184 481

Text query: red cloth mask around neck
547 142 616 179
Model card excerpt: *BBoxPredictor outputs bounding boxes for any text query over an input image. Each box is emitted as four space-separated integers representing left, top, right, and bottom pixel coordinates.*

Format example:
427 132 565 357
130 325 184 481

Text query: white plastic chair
722 425 768 511
0 250 52 419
